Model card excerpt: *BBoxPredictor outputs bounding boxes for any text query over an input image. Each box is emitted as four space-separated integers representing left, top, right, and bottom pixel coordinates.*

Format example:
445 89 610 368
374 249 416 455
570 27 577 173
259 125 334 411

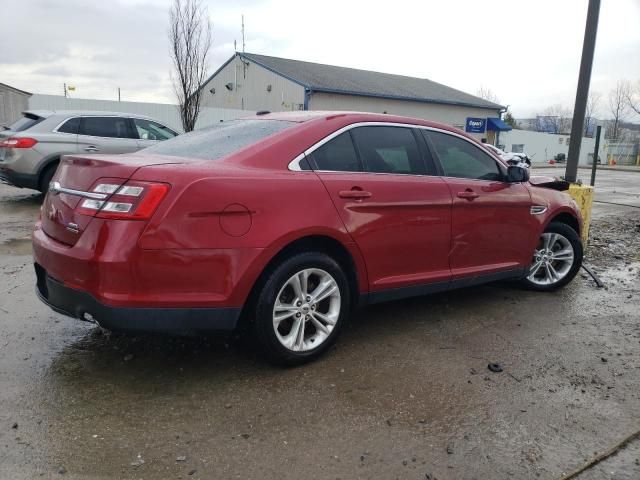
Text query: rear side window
308 132 362 172
351 126 425 175
142 119 293 160
57 117 80 134
133 118 177 141
8 113 45 132
79 117 135 139
426 131 503 181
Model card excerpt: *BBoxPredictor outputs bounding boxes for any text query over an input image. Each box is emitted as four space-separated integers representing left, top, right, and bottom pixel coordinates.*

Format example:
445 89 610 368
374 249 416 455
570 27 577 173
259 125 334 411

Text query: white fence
28 94 254 132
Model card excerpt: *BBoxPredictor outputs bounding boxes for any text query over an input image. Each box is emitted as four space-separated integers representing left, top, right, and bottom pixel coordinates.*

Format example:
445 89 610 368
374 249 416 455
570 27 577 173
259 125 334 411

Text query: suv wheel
521 222 583 291
253 252 350 365
39 162 59 193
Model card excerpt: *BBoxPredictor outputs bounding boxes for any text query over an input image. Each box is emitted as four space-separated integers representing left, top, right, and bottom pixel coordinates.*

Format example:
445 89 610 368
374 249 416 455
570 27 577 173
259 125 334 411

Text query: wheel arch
36 155 61 190
237 233 366 330
546 210 581 236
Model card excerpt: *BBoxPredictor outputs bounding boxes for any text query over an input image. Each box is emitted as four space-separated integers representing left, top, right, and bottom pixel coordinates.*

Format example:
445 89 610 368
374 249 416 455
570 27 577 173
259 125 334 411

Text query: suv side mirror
506 165 530 183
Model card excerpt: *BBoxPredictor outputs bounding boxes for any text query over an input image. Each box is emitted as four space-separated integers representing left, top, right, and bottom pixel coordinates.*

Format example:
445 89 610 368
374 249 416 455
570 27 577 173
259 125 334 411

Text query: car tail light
0 137 38 148
76 181 169 220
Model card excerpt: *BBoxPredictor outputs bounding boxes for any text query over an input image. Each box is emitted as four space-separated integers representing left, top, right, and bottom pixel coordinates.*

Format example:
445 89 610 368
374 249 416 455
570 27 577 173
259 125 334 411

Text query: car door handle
338 189 372 200
84 146 99 152
457 189 479 200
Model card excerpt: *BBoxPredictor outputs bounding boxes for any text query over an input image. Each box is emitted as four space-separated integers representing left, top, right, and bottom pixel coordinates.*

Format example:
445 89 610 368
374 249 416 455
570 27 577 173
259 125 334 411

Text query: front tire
521 222 583 291
252 252 350 365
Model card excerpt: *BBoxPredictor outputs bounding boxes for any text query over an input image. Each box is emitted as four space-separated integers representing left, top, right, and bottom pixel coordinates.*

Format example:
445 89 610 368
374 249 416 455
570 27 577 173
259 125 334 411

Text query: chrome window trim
287 122 505 177
53 115 168 139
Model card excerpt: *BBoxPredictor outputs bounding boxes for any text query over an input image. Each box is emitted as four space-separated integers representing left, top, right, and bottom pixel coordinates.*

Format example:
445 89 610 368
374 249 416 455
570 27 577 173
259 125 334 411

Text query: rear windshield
8 113 45 132
140 119 294 160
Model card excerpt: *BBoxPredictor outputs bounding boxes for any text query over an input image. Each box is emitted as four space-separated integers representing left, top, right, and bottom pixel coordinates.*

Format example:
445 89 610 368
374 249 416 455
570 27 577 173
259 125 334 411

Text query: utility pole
590 125 602 186
118 87 121 102
63 83 67 98
565 0 601 183
241 14 247 79
241 14 245 54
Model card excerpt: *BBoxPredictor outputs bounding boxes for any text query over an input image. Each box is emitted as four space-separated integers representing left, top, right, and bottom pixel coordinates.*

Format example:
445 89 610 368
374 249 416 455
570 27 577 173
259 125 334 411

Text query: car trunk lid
41 153 184 245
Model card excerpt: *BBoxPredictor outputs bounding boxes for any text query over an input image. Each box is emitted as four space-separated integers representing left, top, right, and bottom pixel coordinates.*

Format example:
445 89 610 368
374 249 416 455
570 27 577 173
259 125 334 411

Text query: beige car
0 110 178 192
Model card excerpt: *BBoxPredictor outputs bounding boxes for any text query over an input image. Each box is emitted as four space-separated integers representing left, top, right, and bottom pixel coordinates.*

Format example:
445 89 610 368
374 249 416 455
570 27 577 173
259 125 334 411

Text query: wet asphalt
0 170 639 480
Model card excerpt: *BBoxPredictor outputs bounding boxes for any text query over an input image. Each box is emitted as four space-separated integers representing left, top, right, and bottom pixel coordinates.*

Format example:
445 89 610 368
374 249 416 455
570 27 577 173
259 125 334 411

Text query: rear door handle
457 189 479 200
338 189 372 200
84 146 99 152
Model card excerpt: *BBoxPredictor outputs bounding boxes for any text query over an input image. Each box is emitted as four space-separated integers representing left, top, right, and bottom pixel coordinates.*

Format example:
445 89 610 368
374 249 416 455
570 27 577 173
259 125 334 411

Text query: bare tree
169 0 212 132
584 91 601 136
624 79 640 116
607 80 630 140
476 87 500 104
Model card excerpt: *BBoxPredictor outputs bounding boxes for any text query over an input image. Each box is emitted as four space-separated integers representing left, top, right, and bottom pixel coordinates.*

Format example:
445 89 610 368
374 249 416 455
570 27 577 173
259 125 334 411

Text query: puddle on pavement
0 192 43 212
0 237 33 256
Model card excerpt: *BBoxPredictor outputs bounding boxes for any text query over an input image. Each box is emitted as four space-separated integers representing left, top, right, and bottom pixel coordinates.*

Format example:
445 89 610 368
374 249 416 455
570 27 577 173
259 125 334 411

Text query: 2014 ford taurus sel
33 112 583 364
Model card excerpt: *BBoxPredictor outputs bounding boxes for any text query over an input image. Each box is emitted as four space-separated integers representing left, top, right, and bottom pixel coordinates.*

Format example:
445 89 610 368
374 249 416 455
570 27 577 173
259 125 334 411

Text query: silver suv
0 110 178 192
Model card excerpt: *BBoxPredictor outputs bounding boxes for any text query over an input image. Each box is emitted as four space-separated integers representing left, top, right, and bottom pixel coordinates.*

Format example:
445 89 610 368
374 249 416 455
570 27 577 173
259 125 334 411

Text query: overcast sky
1 0 639 119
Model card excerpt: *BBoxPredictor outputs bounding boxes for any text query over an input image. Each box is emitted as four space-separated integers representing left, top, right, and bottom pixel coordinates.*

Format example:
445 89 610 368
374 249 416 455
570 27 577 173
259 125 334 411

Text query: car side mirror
506 165 530 183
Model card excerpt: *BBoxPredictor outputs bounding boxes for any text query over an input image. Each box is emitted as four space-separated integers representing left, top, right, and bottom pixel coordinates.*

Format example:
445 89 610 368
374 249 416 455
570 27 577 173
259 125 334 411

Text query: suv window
57 117 80 134
78 117 135 139
133 118 177 141
351 126 425 175
8 113 45 132
426 131 503 181
308 132 362 172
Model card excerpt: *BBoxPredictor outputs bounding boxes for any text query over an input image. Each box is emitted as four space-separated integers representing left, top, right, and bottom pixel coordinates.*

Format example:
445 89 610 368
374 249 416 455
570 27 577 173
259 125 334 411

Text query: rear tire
39 162 59 193
252 252 350 366
520 222 583 291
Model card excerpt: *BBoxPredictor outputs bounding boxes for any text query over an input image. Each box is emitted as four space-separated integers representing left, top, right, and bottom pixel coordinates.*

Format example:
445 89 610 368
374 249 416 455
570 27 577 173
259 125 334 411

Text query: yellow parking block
568 184 594 245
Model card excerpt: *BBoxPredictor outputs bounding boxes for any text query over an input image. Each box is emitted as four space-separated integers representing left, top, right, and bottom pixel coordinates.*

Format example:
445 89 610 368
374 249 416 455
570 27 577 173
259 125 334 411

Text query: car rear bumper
0 167 39 189
35 263 241 334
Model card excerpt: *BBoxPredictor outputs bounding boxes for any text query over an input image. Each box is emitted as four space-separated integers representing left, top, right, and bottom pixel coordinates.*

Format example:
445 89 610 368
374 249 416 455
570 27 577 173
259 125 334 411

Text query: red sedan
33 112 583 364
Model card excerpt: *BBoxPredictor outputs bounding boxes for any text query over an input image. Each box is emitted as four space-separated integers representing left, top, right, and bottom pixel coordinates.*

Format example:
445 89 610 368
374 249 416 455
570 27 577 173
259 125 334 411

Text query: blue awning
486 117 512 132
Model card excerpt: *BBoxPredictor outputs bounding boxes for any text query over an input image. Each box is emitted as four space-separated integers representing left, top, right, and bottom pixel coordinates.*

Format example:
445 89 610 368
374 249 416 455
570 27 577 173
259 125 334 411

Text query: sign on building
465 117 486 133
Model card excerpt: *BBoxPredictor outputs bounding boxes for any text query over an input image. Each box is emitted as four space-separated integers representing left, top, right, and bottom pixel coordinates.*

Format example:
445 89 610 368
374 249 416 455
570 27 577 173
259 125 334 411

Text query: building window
511 144 524 153
559 137 564 144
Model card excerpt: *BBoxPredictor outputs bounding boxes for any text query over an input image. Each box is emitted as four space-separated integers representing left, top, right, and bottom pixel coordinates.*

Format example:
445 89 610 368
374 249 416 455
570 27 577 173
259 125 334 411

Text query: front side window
133 118 177 141
79 117 135 139
426 131 503 181
351 126 425 175
308 132 362 172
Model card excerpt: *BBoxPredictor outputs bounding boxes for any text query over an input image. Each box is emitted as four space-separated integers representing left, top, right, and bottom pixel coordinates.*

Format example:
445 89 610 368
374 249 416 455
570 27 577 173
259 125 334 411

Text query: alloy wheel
527 232 575 286
272 268 341 352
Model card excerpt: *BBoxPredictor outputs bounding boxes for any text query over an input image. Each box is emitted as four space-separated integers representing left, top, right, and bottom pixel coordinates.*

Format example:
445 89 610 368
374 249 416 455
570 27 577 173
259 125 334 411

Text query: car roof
24 110 156 121
241 110 470 136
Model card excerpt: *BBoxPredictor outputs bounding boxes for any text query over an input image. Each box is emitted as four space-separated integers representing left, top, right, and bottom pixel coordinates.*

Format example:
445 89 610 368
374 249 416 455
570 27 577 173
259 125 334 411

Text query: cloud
1 0 638 119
